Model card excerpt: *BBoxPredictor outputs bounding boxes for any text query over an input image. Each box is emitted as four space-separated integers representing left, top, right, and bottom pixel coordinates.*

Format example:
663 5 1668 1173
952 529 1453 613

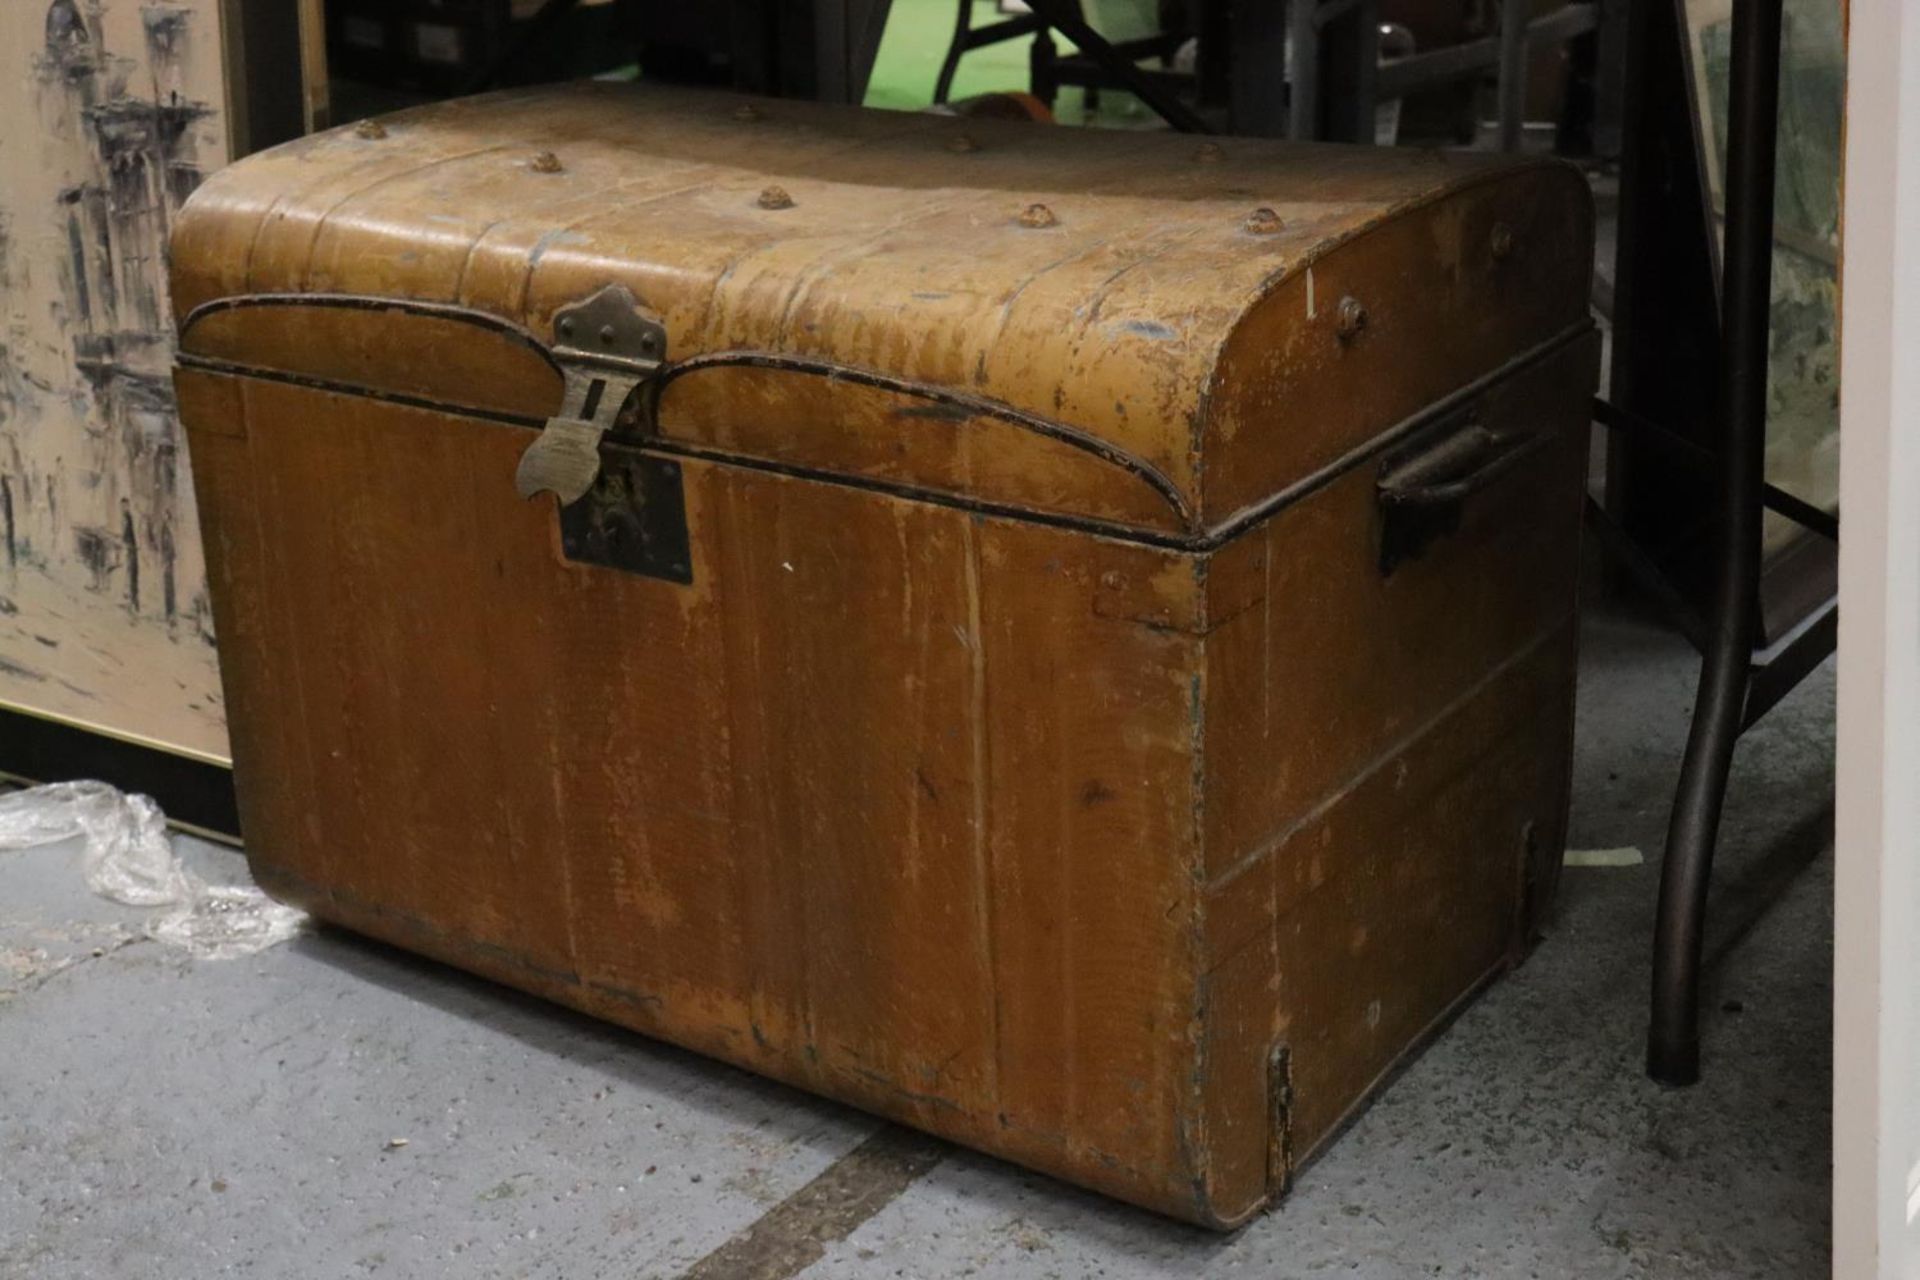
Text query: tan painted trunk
171 82 1595 1227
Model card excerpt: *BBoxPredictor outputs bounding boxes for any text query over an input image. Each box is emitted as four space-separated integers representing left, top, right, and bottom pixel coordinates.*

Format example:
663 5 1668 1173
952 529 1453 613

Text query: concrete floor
0 585 1834 1280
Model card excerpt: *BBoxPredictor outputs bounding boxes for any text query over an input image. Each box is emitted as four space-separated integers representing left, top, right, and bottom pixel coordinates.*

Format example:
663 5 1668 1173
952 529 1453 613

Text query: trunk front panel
180 366 1211 1218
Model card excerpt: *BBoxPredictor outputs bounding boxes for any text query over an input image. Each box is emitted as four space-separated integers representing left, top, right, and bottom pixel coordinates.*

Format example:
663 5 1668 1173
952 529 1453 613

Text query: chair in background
932 0 1207 130
933 0 1049 105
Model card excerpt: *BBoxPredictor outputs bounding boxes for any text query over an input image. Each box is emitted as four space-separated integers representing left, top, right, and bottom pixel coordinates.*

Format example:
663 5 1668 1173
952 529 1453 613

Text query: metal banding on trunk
176 291 1593 558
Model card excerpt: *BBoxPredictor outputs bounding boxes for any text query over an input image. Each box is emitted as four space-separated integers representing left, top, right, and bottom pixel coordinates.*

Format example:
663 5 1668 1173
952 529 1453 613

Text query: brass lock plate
558 446 693 584
516 284 667 505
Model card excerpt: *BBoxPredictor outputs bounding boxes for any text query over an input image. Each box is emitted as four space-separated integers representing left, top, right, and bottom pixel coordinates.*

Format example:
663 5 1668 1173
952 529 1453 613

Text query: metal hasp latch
514 284 667 505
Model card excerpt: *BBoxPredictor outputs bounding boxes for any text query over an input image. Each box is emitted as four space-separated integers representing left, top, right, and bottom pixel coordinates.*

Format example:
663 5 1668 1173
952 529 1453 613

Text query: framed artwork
0 0 301 832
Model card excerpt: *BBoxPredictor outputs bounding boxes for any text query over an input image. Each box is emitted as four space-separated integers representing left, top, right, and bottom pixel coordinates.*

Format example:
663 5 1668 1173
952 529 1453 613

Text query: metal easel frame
1010 0 1213 132
939 0 1599 147
1595 0 1836 1085
933 0 1046 104
1372 0 1601 151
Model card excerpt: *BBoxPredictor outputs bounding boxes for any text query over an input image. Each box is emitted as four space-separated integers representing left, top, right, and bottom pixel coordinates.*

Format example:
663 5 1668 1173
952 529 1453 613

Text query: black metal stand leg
1497 0 1528 151
1285 0 1320 139
460 0 583 94
1647 0 1783 1087
1031 27 1061 110
1317 0 1380 144
1020 0 1212 131
933 0 973 103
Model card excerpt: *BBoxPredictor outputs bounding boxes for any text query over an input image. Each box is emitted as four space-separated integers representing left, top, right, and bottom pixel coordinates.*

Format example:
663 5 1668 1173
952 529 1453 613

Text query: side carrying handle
1375 410 1553 573
515 285 667 504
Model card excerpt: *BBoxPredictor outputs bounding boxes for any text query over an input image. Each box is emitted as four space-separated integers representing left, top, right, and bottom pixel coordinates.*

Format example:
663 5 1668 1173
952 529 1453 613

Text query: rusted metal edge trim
175 320 1591 555
177 291 565 370
1202 321 1594 546
643 437 1199 548
178 293 1194 527
174 350 1199 549
657 351 1195 527
176 351 555 428
1267 1044 1295 1203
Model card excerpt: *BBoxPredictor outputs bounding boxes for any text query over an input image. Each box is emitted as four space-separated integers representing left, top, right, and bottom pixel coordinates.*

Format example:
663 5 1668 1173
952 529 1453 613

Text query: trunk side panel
1192 339 1592 1215
1204 166 1595 525
1201 335 1597 877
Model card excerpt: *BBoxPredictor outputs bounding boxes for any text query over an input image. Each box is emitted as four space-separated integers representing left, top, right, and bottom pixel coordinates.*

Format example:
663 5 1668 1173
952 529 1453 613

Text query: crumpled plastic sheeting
0 781 305 959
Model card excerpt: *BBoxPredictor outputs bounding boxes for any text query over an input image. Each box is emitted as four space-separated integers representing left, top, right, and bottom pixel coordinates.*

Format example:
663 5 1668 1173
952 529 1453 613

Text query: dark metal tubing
1374 3 1599 98
1314 0 1381 144
1286 0 1320 138
1019 0 1214 132
1582 495 1711 651
1592 397 1839 540
461 0 582 95
934 2 1043 104
1497 0 1530 151
1647 0 1783 1086
1758 483 1841 543
1742 598 1839 731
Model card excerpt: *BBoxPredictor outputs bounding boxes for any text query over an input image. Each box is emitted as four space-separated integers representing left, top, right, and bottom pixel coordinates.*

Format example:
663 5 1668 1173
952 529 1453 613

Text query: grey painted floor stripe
678 1126 948 1280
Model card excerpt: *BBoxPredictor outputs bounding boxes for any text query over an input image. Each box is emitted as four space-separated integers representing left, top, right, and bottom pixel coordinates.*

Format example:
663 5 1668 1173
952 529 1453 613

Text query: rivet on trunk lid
1490 222 1517 262
1244 208 1284 235
1336 296 1368 341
